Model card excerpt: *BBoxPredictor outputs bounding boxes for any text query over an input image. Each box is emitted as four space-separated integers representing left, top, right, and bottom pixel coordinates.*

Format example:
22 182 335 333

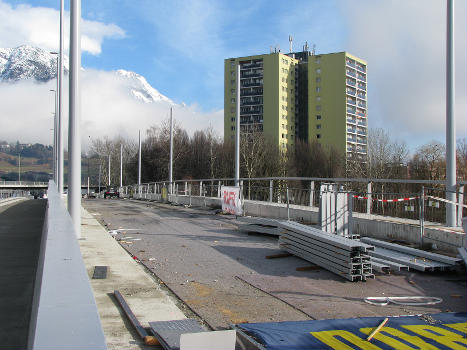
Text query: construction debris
364 296 443 306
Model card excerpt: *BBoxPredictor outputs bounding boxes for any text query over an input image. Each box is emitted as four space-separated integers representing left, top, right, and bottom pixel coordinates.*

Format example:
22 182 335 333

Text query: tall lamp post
49 89 57 183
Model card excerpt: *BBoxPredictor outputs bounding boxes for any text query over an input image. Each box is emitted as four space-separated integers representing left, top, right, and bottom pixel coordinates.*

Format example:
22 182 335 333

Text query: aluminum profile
278 221 374 282
360 237 462 266
368 247 452 272
370 256 409 272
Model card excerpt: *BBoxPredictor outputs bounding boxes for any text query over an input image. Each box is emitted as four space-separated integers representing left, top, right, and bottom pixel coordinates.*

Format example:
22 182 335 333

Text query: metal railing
121 177 466 226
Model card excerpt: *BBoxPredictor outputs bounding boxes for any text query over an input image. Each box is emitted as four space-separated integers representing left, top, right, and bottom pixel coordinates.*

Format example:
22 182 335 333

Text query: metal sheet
92 266 108 279
149 319 206 350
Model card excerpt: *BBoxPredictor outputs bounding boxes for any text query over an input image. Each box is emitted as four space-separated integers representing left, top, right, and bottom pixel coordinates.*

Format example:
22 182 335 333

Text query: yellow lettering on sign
403 325 467 350
444 322 467 335
359 327 440 350
310 330 383 350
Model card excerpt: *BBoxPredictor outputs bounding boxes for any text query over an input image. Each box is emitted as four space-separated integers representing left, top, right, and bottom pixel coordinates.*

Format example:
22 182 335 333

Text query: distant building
224 49 368 159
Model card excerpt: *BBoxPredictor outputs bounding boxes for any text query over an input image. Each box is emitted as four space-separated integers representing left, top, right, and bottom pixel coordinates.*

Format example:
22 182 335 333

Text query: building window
231 117 235 122
231 80 235 85
316 96 321 102
231 71 235 77
230 107 235 113
316 115 321 120
282 134 285 139
316 105 321 111
316 58 320 64
231 126 235 130
230 60 235 67
316 68 321 74
231 98 235 103
317 134 321 139
316 87 321 93
316 124 321 129
316 77 321 83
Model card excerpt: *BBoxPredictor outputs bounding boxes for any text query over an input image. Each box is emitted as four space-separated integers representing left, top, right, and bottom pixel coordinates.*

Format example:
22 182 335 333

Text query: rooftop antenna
304 41 309 52
288 35 293 53
312 44 316 56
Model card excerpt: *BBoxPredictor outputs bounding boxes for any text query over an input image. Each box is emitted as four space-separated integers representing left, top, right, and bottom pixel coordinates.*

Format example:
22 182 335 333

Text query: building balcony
356 64 366 73
346 70 356 78
347 118 357 124
358 102 366 108
346 79 356 86
357 93 366 100
347 128 356 133
241 101 263 106
241 72 262 79
347 107 356 114
346 100 356 106
241 63 263 70
357 84 366 91
357 74 366 82
346 59 356 68
241 81 263 88
347 137 357 142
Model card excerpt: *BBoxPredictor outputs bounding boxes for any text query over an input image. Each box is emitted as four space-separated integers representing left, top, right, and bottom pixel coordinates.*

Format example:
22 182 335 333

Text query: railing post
200 181 203 196
457 185 464 227
366 182 372 215
218 181 221 198
309 181 315 206
269 179 273 202
189 182 192 206
419 186 425 246
184 181 188 195
286 185 290 221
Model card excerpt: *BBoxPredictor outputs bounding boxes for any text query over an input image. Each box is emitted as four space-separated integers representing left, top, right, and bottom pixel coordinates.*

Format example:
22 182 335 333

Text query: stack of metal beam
361 237 462 272
278 221 375 281
236 216 281 236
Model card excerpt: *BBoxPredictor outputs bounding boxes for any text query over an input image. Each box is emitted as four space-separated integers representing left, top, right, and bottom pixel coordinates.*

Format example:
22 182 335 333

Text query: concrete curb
79 207 186 350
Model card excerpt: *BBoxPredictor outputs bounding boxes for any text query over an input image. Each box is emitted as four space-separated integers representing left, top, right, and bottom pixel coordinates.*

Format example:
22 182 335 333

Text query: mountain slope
0 45 173 104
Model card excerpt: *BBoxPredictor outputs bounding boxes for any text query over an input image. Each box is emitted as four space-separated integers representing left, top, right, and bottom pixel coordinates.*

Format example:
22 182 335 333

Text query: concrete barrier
28 182 107 350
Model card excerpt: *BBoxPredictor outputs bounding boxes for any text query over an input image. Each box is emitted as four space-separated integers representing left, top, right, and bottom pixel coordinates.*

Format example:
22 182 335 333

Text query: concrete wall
126 194 466 253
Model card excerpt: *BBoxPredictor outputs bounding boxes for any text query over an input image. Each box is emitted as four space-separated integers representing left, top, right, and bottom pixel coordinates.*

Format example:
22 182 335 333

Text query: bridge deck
0 199 46 349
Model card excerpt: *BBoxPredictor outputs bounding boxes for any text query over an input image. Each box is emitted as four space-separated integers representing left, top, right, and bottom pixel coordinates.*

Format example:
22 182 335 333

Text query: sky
0 0 466 152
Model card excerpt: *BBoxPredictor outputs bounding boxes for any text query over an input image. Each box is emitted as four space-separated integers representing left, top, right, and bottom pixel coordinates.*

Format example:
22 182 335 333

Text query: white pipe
235 64 240 186
446 0 456 227
169 107 174 193
58 0 64 194
67 0 81 237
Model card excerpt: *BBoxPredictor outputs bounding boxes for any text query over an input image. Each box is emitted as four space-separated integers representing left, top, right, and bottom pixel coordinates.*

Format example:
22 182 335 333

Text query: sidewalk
79 206 186 350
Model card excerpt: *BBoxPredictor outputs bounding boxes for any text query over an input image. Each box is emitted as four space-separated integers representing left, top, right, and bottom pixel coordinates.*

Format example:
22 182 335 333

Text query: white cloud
0 1 125 55
340 0 467 148
0 70 223 149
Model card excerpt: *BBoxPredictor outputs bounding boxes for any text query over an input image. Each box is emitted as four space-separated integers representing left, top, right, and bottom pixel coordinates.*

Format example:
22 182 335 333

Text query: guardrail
28 181 106 350
121 177 466 226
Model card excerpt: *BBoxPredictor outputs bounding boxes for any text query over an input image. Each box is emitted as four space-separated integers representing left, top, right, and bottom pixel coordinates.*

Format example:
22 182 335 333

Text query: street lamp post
49 89 57 183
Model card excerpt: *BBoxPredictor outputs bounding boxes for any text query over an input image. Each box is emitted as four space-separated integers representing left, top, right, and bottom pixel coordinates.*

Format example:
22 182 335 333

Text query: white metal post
366 182 372 215
310 181 315 206
138 130 141 191
446 0 456 227
67 0 81 237
235 64 240 186
58 0 64 194
457 185 464 226
120 143 123 188
169 107 174 193
269 179 273 202
108 154 111 187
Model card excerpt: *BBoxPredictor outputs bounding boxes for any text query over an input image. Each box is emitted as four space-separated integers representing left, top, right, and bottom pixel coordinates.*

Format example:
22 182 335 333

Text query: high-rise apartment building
224 50 368 158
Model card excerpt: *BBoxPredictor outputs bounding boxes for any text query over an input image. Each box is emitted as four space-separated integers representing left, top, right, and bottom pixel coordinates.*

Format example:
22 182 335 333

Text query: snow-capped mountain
0 45 173 104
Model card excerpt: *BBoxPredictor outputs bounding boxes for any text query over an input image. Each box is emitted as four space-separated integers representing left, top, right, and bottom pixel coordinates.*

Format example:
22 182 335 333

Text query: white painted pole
108 154 111 186
235 63 240 186
67 0 81 237
446 0 456 227
58 0 64 194
120 143 123 187
169 107 174 193
138 130 142 187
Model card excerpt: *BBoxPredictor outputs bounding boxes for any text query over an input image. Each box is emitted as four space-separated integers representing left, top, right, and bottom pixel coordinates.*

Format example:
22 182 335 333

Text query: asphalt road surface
83 198 467 329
